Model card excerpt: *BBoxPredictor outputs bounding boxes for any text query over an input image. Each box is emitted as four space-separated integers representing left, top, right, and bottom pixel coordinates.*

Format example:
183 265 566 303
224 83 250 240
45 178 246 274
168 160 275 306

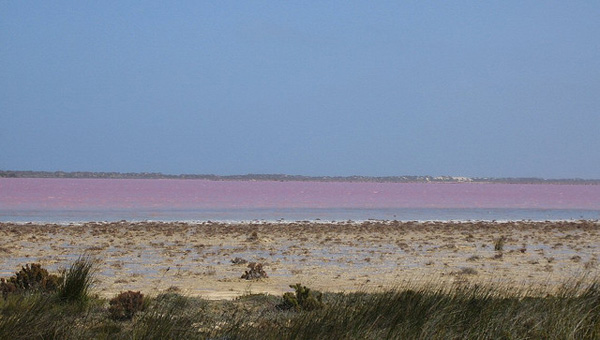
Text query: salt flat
1 220 599 299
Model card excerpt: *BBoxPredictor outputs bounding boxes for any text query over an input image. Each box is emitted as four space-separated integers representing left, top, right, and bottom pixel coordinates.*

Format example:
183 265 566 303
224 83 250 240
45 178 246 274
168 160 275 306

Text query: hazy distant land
1 170 599 184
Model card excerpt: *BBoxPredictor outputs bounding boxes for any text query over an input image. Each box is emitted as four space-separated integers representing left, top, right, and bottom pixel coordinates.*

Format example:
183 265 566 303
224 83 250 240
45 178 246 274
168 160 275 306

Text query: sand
1 220 599 299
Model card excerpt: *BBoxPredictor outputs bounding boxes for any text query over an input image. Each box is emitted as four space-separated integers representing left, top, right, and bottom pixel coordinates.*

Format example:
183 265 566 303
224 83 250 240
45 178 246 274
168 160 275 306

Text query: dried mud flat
1 220 600 299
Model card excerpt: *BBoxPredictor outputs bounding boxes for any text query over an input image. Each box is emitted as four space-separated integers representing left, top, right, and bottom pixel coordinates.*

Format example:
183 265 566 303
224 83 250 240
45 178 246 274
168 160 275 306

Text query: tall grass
2 256 600 339
0 293 82 339
130 299 197 340
57 256 95 303
224 281 600 339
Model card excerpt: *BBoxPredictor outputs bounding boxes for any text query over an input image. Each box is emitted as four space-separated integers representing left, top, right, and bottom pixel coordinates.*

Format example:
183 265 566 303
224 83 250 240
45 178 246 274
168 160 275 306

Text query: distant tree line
1 170 599 184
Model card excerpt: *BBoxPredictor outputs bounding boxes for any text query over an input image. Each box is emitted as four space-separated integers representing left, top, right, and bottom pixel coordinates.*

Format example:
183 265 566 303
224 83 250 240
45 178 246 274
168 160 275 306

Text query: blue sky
1 2 599 178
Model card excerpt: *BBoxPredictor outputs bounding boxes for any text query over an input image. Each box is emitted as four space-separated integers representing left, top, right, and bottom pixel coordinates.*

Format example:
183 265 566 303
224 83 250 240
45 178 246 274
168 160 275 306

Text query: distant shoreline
1 170 599 185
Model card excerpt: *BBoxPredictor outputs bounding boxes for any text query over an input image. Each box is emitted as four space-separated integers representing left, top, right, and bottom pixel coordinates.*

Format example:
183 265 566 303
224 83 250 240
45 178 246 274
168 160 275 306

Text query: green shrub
57 256 94 303
109 291 145 321
279 284 324 312
0 263 61 298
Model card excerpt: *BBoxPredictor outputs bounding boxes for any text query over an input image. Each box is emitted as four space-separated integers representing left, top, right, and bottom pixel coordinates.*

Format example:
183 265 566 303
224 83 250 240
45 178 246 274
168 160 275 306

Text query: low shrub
0 263 61 298
494 236 506 252
109 291 145 321
241 263 268 280
279 283 324 311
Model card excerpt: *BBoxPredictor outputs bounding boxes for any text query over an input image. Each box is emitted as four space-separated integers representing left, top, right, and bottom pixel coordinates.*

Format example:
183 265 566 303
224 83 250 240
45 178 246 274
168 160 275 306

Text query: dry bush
108 291 145 321
494 236 506 252
241 263 268 280
246 231 259 242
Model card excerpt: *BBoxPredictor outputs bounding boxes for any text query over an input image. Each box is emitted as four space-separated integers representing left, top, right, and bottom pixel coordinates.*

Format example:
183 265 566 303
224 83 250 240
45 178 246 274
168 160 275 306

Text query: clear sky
1 2 599 178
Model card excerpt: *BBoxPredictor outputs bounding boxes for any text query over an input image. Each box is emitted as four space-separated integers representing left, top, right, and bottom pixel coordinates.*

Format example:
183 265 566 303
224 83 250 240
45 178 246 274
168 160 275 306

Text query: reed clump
233 281 600 340
56 256 94 303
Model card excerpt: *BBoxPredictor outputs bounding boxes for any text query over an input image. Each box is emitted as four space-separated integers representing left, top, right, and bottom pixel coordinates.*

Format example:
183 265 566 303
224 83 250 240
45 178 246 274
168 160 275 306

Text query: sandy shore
1 220 599 299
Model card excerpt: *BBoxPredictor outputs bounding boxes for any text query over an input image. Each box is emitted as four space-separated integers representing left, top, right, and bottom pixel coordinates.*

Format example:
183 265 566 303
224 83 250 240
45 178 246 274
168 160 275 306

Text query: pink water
1 178 599 222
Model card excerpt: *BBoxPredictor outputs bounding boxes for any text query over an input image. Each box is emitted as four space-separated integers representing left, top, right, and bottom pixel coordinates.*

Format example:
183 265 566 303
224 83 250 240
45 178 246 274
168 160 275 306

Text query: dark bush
0 280 17 298
0 263 61 298
279 283 324 311
109 291 145 321
241 263 268 280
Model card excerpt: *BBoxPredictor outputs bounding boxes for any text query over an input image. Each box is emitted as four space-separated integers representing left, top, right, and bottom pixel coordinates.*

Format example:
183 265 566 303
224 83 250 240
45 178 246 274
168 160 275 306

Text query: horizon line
1 170 599 183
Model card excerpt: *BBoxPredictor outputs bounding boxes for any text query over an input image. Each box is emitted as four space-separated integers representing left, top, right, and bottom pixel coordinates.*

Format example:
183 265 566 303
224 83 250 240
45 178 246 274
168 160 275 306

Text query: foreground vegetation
2 259 600 339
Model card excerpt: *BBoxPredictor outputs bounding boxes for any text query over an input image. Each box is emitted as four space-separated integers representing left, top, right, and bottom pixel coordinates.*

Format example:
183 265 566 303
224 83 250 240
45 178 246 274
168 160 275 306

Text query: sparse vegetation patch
2 257 600 339
241 262 268 280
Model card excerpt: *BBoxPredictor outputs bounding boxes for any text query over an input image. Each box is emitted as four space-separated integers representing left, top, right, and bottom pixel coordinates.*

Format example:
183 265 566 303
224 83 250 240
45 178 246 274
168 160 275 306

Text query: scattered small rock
231 257 248 265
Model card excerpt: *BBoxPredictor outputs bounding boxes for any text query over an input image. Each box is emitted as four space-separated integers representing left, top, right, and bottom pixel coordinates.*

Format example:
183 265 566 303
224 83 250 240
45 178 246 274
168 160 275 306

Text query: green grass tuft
56 256 95 303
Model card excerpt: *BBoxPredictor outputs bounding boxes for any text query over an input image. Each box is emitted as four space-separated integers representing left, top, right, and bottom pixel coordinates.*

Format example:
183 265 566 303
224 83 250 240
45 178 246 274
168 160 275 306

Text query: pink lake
1 178 599 222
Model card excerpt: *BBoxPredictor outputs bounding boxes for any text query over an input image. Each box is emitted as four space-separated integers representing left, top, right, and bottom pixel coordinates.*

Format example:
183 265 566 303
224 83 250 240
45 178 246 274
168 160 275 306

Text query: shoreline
2 217 599 226
2 220 600 299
